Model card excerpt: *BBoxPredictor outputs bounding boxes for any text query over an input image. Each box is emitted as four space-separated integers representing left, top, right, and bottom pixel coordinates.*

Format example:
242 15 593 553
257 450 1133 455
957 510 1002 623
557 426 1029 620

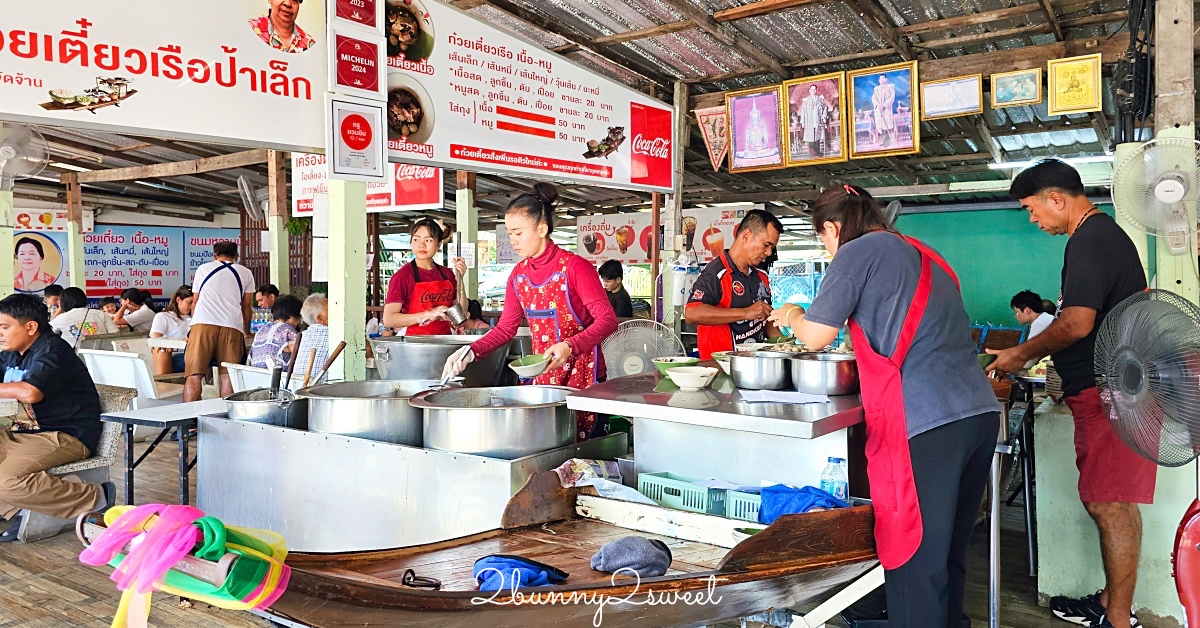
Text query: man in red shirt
685 210 782 359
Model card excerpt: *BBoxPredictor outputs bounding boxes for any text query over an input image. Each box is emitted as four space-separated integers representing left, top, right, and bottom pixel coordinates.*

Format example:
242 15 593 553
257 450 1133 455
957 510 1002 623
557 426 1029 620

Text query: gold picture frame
783 71 848 167
920 74 983 120
990 68 1043 109
725 84 787 173
1047 54 1102 116
847 60 920 160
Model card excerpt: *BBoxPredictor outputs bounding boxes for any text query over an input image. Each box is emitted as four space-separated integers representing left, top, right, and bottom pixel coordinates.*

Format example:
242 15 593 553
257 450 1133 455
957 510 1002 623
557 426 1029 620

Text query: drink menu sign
292 152 442 215
576 213 655 264
383 0 675 193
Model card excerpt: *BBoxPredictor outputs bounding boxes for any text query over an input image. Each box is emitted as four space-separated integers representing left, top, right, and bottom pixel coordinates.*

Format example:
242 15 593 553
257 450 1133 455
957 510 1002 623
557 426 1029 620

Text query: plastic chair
224 363 304 392
77 350 184 409
112 338 156 375
18 384 137 542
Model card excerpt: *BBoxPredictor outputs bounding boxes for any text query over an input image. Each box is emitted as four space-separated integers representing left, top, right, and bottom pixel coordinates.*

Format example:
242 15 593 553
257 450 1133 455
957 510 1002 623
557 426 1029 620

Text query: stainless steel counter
568 371 863 489
566 372 863 439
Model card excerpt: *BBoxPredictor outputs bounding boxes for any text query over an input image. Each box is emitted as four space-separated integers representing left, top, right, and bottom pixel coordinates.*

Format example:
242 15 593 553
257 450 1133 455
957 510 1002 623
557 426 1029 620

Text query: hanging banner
0 3 327 151
292 153 442 215
694 106 729 172
383 0 674 193
576 213 654 264
13 208 94 232
682 206 749 263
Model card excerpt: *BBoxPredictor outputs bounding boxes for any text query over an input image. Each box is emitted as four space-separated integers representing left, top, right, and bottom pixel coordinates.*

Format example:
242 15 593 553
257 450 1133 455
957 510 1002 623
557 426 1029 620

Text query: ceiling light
988 155 1115 170
51 162 92 172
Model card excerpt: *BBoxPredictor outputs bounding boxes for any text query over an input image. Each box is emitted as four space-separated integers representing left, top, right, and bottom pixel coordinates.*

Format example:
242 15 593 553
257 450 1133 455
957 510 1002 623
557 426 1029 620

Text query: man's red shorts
1064 387 1157 504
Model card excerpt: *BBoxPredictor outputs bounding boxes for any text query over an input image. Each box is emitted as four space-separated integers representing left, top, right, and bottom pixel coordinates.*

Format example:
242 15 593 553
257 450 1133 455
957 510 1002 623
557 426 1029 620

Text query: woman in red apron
383 218 467 335
441 182 619 440
770 185 1000 627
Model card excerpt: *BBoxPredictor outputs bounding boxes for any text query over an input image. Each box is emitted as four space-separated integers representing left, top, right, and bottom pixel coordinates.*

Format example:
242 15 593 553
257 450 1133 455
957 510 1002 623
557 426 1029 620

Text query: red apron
514 254 599 440
848 235 960 570
404 261 455 336
695 253 762 360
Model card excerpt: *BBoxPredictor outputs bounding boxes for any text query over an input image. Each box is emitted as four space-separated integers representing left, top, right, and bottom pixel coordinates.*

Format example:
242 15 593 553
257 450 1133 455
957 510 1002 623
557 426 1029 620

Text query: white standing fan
601 319 685 377
237 175 268 222
0 122 50 191
1111 138 1200 255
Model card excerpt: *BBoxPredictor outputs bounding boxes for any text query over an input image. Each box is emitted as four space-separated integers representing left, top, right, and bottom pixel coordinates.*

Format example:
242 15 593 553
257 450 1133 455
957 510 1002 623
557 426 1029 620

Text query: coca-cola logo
419 288 454 305
396 164 438 180
631 134 670 159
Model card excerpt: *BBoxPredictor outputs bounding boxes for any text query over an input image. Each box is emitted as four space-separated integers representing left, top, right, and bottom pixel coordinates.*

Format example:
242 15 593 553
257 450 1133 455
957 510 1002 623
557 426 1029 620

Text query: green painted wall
896 208 1075 325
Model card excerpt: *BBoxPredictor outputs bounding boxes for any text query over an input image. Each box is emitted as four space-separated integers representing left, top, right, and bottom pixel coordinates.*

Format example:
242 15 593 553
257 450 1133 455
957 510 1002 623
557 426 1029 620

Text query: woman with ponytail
440 182 618 439
769 184 998 627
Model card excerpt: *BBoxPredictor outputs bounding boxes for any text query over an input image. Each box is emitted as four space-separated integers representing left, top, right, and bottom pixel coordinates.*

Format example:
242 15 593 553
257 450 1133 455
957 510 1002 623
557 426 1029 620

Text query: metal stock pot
297 379 461 446
369 336 509 388
410 385 576 459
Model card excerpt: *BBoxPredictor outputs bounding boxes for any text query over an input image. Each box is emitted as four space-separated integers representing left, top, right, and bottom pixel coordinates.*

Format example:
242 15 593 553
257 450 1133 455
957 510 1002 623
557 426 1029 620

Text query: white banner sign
383 0 675 192
13 208 93 232
0 3 327 150
576 213 655 264
292 153 442 215
682 206 749 263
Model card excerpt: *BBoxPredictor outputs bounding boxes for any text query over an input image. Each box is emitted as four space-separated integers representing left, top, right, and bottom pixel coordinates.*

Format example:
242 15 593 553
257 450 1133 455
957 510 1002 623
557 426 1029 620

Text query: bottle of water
820 457 849 501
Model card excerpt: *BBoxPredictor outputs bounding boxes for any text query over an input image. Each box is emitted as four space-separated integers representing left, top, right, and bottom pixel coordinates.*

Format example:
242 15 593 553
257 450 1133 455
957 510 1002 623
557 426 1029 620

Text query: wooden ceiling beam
656 0 792 80
914 23 1052 50
713 0 837 21
550 20 696 54
1034 0 1065 39
842 0 915 60
919 35 1125 80
73 149 269 184
897 5 1043 35
1060 10 1129 28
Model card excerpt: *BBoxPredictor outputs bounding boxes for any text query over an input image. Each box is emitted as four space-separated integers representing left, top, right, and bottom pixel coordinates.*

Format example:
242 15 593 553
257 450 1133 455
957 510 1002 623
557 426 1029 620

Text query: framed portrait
920 74 983 120
725 85 786 173
848 61 920 159
991 68 1043 109
783 72 847 167
1047 54 1102 116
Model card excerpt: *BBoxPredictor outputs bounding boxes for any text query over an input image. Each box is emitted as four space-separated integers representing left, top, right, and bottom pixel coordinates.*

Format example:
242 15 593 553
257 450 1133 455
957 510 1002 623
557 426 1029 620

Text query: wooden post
456 170 478 299
369 213 381 307
0 188 12 298
327 179 368 381
266 150 291 294
64 175 85 289
649 85 662 322
1152 0 1196 300
664 81 689 329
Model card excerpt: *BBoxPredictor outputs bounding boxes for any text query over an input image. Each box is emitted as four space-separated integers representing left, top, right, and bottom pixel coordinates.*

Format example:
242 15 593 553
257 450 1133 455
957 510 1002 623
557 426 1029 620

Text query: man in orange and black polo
684 210 782 359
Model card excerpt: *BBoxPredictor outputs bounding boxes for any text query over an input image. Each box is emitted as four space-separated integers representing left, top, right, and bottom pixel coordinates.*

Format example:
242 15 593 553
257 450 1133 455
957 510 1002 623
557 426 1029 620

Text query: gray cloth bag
589 536 673 578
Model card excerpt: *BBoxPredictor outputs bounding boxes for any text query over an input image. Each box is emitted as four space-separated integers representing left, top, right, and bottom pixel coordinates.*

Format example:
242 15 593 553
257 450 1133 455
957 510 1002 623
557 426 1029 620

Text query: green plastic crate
725 490 762 522
637 472 727 515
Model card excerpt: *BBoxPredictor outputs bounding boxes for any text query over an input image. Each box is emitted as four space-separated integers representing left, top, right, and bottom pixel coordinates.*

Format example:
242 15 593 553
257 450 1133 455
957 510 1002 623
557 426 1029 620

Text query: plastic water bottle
820 457 849 501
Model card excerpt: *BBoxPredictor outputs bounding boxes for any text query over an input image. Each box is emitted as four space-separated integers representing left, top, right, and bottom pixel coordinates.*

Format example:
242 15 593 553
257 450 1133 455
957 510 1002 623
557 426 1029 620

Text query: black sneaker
1096 615 1142 627
1051 591 1105 625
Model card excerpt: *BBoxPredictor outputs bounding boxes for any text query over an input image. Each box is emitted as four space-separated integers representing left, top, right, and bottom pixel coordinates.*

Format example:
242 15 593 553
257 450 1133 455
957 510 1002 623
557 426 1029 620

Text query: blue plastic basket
637 472 726 515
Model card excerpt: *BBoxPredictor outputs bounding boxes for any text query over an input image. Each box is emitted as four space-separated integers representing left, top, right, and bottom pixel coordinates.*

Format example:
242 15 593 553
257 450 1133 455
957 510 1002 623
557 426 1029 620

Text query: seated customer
1010 290 1055 339
49 288 118 349
293 294 329 383
149 286 195 375
598 260 634 318
0 294 114 540
457 299 492 332
113 288 155 332
98 297 119 318
43 284 64 321
249 295 303 370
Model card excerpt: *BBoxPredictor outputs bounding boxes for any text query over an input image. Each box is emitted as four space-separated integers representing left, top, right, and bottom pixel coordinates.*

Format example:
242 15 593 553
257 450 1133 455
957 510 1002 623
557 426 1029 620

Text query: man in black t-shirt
685 210 782 359
0 294 113 541
597 260 634 318
988 160 1150 628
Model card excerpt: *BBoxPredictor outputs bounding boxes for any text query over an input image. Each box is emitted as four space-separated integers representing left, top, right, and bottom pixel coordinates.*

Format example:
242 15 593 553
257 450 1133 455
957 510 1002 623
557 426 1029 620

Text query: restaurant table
101 399 226 506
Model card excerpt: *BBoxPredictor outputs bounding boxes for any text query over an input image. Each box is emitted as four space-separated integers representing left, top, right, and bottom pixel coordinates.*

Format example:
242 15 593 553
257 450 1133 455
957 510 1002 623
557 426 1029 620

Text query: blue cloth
758 485 848 525
473 555 569 591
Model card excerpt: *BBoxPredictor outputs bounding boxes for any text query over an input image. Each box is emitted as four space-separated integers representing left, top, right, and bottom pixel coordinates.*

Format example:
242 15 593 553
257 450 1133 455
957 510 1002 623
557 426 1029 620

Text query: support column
327 179 367 382
1153 0 1196 300
0 187 12 298
266 150 291 294
65 176 85 289
456 170 478 299
663 81 689 329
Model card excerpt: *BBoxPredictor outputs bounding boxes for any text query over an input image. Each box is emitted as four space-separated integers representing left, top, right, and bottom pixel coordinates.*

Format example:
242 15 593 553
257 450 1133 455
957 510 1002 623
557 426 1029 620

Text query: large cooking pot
297 379 461 446
410 385 576 459
790 353 859 395
225 388 306 429
729 351 791 390
370 336 510 387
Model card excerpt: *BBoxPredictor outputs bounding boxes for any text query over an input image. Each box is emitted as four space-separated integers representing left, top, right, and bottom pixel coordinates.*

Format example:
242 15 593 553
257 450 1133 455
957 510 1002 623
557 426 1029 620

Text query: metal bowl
369 336 509 387
410 385 576 459
298 379 461 446
225 388 306 429
728 351 791 390
790 353 859 395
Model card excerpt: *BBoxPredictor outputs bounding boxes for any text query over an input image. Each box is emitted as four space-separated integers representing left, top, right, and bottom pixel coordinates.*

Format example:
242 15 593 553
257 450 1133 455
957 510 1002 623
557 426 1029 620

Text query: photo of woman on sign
248 0 317 53
13 235 62 293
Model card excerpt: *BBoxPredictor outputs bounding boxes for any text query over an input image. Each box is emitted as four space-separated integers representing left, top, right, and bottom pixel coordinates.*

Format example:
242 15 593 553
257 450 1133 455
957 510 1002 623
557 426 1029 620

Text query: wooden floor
0 439 1070 627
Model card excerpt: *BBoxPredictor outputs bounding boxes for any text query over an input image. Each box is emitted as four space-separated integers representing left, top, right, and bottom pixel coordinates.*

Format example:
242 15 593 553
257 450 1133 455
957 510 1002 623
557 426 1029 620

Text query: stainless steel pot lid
410 385 575 409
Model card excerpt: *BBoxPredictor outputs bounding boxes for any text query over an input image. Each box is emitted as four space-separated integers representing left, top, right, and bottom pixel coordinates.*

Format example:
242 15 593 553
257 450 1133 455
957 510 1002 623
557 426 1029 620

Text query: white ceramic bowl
664 366 719 392
711 351 732 375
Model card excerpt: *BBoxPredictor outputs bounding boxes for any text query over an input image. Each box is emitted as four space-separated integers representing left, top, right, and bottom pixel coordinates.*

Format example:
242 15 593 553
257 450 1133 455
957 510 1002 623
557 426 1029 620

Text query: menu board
292 153 442 215
383 0 675 193
682 207 748 263
576 213 655 264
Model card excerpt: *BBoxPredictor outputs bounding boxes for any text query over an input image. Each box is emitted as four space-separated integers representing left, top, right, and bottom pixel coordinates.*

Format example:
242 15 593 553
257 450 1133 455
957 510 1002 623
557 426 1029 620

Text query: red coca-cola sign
334 34 380 93
336 0 377 28
394 163 442 208
629 103 673 189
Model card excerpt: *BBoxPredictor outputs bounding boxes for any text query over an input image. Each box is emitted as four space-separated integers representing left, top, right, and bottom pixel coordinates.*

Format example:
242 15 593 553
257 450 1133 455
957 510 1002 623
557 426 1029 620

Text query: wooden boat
266 472 878 628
